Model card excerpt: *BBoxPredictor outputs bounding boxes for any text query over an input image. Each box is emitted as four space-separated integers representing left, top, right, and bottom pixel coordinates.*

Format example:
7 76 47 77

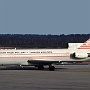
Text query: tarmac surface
0 65 90 90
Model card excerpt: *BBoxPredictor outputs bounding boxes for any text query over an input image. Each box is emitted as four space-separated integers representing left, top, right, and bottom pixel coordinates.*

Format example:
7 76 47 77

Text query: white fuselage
0 48 89 65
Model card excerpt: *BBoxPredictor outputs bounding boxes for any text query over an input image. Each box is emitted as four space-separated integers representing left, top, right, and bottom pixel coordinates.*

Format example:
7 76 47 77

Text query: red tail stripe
80 45 90 47
83 44 90 45
78 48 90 49
78 38 90 49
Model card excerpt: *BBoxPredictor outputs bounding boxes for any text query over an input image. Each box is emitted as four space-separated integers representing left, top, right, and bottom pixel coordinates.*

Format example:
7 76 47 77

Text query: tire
38 66 44 70
49 66 55 71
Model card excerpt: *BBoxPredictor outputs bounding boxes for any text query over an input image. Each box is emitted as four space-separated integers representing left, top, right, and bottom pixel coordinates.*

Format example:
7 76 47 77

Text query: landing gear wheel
38 66 44 70
49 66 55 71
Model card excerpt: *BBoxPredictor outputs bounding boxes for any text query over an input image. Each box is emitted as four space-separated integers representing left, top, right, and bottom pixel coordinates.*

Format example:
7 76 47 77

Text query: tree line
0 34 90 48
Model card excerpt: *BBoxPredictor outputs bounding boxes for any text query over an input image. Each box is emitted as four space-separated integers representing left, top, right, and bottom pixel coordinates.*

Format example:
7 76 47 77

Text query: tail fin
78 38 90 49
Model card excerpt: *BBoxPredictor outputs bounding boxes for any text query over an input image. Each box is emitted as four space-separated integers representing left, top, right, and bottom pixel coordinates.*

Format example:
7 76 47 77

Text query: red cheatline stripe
0 56 69 58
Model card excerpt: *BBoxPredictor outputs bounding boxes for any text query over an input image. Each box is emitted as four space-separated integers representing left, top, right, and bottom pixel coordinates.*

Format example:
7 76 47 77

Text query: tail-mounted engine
70 52 90 59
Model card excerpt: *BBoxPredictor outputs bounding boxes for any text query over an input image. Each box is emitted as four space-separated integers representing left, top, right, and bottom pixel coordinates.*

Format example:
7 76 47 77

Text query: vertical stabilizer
78 38 90 49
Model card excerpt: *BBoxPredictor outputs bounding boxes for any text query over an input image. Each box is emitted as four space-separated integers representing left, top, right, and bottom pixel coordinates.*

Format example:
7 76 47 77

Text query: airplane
0 38 90 71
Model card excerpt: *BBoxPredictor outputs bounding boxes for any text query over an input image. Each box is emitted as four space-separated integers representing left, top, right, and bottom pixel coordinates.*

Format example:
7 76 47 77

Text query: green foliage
0 34 90 48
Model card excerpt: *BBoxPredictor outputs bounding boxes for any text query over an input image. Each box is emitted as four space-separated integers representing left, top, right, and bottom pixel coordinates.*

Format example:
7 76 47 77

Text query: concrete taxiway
0 65 90 90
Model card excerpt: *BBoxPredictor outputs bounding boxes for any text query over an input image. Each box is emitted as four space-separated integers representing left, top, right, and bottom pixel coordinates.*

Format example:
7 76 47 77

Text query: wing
28 59 60 65
27 58 90 65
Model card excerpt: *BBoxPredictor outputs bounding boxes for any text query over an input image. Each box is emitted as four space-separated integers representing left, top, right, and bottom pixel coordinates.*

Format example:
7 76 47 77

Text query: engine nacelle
75 53 88 59
71 52 89 59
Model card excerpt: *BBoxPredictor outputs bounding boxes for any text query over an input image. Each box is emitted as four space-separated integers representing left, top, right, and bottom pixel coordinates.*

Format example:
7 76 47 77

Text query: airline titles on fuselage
0 50 70 57
0 51 52 54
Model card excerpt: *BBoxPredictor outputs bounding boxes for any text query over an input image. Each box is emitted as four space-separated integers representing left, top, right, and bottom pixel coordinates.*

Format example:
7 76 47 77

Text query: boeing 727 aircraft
0 39 90 71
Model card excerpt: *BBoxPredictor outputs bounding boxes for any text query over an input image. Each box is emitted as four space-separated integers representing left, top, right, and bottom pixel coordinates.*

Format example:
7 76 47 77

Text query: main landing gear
37 65 44 70
37 65 55 71
49 65 55 71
